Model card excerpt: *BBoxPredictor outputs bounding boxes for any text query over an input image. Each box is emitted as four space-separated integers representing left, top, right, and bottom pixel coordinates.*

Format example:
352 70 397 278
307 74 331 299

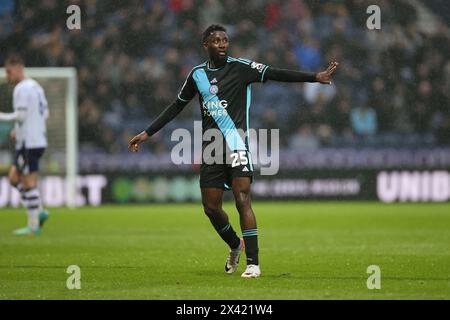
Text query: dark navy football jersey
177 56 269 156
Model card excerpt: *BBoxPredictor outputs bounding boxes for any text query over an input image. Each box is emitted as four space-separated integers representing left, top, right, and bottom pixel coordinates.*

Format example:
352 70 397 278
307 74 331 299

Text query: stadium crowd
1 0 449 155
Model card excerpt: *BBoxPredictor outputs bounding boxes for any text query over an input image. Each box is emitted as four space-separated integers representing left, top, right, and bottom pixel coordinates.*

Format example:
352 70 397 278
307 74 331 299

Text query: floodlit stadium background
0 0 449 206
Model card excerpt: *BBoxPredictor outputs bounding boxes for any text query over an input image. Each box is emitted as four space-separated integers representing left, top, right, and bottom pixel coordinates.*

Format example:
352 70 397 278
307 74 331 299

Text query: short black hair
202 24 227 44
5 54 24 66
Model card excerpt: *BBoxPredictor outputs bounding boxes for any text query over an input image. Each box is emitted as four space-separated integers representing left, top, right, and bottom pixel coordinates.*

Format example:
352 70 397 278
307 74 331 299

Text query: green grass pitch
0 202 449 299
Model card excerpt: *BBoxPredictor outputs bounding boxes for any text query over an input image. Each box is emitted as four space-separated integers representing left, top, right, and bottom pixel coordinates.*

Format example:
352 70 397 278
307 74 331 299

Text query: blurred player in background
129 25 337 278
0 55 49 236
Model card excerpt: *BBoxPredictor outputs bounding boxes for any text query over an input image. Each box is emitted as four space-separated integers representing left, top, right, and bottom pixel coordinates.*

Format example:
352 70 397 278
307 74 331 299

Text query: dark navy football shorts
14 147 46 174
200 150 254 190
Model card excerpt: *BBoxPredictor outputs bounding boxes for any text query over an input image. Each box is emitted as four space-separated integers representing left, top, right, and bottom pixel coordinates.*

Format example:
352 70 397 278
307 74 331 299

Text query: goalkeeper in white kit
1 55 49 236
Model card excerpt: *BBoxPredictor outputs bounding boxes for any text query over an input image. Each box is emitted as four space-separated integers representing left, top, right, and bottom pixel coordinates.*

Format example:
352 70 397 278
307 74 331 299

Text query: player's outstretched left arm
315 61 339 84
264 61 339 84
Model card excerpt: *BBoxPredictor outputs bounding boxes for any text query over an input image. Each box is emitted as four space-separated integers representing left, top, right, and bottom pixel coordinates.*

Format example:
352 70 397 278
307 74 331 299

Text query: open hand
128 131 149 153
316 61 339 84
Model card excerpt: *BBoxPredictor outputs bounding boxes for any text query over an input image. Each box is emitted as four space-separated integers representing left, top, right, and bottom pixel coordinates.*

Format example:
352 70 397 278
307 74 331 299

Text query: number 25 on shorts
230 151 248 168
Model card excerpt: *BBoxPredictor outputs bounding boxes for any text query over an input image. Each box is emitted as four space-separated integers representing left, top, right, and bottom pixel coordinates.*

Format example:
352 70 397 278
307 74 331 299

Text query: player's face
204 31 229 61
5 64 22 84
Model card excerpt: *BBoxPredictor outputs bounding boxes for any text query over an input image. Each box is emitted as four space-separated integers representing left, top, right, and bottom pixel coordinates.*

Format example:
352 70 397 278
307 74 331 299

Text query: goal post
0 67 78 208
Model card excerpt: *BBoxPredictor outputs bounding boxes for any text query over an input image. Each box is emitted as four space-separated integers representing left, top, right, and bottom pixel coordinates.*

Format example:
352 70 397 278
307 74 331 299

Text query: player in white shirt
0 55 49 236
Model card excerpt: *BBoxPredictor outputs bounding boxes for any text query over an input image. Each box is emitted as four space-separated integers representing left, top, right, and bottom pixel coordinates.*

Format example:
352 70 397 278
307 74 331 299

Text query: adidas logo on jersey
242 167 249 172
210 78 218 84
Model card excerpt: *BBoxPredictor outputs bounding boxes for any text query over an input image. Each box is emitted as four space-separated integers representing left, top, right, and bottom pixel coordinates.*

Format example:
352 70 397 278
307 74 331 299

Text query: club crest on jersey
209 85 219 95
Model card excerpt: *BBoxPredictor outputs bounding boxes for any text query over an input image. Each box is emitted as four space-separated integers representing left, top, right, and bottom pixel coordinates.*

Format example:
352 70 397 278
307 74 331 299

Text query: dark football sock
211 221 241 250
242 229 259 265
